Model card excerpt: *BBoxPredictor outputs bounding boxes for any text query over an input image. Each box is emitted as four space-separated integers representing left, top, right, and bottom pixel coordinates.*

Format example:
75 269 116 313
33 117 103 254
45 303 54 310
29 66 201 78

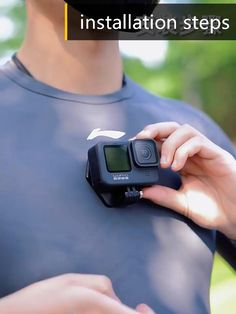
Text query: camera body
86 140 159 206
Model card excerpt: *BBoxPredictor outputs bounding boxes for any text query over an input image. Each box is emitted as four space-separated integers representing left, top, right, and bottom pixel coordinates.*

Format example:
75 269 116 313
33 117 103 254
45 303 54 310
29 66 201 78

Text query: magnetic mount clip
124 186 143 204
85 140 159 208
86 161 143 207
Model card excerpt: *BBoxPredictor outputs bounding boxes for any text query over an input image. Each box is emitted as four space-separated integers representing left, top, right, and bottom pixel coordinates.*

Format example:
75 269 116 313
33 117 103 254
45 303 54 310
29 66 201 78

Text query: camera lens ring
131 140 159 167
139 144 152 160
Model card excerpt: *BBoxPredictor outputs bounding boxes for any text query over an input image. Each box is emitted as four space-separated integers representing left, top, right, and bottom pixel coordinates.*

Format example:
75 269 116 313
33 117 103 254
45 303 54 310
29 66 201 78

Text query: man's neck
18 10 123 95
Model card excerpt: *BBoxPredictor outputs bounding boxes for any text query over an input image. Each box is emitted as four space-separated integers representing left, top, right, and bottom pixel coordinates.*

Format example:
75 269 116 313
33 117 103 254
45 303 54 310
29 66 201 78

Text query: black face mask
65 0 159 21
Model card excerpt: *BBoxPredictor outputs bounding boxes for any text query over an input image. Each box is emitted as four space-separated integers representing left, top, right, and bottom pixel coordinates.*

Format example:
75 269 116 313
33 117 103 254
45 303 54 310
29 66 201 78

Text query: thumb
136 304 156 314
142 185 188 217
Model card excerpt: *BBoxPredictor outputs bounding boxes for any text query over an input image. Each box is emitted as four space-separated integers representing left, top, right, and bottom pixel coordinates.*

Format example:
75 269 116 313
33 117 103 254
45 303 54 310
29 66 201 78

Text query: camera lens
131 140 159 167
140 145 152 160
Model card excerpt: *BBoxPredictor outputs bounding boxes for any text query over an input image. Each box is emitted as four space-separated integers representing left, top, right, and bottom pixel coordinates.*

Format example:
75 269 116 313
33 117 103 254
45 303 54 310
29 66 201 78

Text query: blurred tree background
124 42 236 140
0 0 235 313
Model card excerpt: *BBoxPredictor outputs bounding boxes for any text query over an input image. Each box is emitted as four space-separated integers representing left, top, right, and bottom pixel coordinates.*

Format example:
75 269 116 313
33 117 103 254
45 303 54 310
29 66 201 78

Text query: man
0 0 235 313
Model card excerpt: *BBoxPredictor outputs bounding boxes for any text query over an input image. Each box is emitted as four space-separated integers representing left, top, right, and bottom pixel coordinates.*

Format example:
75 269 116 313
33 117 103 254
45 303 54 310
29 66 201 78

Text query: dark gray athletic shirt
0 60 235 314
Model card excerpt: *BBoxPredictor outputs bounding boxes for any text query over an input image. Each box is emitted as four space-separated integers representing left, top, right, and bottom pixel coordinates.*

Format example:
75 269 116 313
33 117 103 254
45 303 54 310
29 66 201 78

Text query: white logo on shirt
87 128 126 140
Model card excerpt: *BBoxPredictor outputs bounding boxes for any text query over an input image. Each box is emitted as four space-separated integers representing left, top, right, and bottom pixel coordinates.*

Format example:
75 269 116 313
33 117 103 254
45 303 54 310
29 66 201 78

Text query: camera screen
104 145 131 173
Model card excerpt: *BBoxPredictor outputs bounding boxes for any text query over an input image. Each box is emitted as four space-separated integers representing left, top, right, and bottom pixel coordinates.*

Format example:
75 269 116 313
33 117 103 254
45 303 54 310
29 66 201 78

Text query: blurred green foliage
0 2 235 139
0 1 26 56
124 0 236 139
0 0 236 140
124 41 236 139
0 0 235 312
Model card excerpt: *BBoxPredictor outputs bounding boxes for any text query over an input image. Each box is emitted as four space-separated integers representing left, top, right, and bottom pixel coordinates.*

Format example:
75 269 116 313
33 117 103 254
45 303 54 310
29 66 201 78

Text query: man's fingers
142 186 189 218
136 123 204 169
136 303 156 314
93 290 145 314
136 122 180 141
160 124 201 168
171 136 203 172
170 136 225 172
74 287 138 314
136 122 226 172
58 274 120 301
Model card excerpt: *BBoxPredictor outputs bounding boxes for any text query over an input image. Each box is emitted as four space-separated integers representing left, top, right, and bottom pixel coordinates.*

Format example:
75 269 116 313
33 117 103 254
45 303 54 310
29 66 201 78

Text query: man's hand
0 274 155 314
136 122 236 240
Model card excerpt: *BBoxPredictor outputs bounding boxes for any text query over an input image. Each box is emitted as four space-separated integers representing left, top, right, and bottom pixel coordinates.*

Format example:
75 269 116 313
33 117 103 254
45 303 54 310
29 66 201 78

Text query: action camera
86 139 160 207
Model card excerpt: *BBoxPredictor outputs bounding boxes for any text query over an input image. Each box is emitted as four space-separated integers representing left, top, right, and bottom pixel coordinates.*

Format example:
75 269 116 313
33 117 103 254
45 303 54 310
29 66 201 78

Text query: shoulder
0 63 15 101
0 64 12 88
0 63 22 110
129 78 235 156
0 61 20 95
